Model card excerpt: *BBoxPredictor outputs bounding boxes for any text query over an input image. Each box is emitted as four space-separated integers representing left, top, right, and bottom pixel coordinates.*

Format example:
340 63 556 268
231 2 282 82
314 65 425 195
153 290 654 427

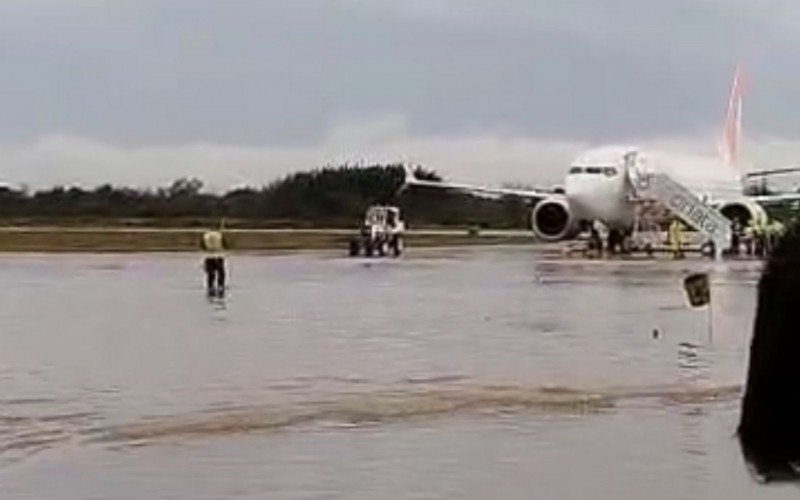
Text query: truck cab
351 205 405 257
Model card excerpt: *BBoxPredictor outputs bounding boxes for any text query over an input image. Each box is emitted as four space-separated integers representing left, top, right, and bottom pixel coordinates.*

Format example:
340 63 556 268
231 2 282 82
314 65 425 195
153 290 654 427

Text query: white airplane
403 68 800 242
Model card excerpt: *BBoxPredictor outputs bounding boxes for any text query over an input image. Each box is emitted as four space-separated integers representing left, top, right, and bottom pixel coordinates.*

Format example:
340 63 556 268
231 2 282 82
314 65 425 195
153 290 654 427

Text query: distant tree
0 164 532 228
167 177 204 197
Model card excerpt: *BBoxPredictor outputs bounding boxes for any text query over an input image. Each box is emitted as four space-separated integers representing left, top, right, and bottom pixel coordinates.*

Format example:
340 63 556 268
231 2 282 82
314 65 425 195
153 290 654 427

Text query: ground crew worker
763 222 775 257
765 220 786 256
592 219 608 256
743 223 754 256
731 220 743 255
589 223 602 255
749 218 767 257
668 219 685 259
201 228 226 294
773 220 786 239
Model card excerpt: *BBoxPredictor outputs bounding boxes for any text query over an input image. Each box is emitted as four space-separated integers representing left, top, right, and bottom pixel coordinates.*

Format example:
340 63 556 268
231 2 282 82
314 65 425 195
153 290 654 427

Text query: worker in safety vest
201 227 227 294
592 219 608 256
749 218 767 257
743 223 755 256
668 219 685 259
765 220 786 256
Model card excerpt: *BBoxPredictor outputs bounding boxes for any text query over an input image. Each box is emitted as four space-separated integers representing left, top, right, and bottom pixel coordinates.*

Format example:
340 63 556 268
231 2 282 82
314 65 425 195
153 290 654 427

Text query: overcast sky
2 0 800 189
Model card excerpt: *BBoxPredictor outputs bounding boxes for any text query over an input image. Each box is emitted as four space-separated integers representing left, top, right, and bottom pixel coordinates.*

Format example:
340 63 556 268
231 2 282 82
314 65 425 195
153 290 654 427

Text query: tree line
0 164 535 229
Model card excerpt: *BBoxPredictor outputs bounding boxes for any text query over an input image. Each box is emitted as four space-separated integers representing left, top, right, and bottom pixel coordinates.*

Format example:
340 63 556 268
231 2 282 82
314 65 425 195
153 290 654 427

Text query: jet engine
718 199 767 226
531 197 580 241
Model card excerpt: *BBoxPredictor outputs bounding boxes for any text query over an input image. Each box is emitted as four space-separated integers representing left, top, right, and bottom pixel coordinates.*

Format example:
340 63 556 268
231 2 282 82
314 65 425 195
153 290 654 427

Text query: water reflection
0 249 769 498
205 287 227 310
677 341 709 386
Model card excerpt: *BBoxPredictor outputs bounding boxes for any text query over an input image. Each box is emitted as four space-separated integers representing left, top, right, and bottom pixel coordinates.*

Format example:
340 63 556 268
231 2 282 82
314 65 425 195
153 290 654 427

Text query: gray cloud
0 0 799 187
0 118 585 190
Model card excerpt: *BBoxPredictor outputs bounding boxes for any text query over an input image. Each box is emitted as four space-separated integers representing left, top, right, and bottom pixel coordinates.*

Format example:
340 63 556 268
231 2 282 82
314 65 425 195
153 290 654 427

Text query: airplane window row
568 166 618 176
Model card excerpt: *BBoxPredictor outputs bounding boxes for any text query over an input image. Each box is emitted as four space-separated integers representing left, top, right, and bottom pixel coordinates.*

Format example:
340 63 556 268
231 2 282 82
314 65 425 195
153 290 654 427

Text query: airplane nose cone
565 178 594 217
565 176 629 225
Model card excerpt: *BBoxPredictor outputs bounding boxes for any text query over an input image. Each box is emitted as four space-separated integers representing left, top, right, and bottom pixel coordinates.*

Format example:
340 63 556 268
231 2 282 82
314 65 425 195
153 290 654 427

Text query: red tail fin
721 66 744 167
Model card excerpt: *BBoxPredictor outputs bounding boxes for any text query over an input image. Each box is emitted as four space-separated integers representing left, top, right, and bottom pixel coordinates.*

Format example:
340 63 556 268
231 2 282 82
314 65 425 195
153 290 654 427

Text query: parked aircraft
403 68 799 242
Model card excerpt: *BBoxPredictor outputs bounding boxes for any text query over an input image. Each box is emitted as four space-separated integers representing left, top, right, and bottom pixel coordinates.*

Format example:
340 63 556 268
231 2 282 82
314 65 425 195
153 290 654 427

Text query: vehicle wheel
392 236 404 257
364 240 374 257
620 235 633 254
700 241 715 258
348 239 360 257
377 239 388 257
607 229 620 254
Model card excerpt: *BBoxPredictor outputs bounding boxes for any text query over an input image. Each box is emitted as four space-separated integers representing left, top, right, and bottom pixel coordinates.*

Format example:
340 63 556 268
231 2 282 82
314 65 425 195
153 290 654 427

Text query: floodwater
0 246 794 499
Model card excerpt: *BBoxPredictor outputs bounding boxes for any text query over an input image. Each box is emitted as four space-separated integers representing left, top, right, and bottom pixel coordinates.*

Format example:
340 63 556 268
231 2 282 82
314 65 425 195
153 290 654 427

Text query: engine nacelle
718 199 768 226
531 197 580 241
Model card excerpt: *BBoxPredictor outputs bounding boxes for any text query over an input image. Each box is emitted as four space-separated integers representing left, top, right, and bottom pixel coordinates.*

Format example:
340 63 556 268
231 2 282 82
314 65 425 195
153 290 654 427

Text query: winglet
403 163 419 184
396 163 417 195
399 163 422 191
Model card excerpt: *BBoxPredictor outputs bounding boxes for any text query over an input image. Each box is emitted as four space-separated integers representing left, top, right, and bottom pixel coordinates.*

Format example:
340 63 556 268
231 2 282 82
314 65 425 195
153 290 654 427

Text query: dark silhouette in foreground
739 223 800 481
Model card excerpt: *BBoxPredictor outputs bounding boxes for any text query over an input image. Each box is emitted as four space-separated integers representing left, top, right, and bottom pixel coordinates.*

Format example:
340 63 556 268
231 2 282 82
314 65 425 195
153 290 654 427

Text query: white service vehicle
349 205 405 257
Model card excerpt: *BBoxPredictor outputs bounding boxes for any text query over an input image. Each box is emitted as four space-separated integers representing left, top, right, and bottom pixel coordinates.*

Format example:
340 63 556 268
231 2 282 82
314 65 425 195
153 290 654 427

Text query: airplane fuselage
563 146 636 229
562 145 749 232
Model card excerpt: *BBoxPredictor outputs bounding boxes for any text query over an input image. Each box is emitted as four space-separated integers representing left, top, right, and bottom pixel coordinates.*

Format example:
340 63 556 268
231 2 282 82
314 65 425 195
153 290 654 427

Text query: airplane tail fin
720 65 744 168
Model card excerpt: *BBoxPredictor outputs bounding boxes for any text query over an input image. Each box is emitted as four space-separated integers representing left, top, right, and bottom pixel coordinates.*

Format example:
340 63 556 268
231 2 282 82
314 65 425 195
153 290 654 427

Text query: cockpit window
569 165 617 176
603 167 618 177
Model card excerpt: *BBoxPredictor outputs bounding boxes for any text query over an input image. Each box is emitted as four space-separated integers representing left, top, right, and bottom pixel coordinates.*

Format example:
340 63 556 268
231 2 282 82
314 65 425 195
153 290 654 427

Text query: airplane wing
749 193 800 204
744 166 800 203
745 166 800 179
401 164 556 202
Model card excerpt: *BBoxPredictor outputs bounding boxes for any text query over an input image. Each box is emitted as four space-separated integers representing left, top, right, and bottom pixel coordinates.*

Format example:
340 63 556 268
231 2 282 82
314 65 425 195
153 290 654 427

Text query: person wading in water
201 226 226 296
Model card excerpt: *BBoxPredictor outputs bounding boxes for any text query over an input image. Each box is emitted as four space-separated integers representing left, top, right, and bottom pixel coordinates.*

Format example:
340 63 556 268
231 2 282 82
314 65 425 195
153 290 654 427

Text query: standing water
0 247 791 499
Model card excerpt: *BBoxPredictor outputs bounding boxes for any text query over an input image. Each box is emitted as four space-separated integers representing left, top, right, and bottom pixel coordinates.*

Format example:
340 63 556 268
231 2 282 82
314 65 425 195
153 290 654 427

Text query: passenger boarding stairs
626 159 731 258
